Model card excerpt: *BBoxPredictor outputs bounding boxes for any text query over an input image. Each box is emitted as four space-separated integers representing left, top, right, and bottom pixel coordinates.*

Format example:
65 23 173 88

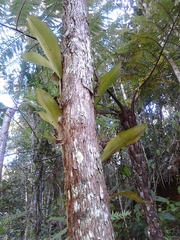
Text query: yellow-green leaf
36 89 61 128
38 112 58 129
94 64 121 106
101 124 146 162
110 191 152 204
43 134 55 142
27 16 62 78
22 52 51 69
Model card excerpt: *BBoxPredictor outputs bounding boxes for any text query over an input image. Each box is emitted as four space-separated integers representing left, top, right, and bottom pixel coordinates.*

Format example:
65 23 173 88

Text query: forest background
0 0 180 239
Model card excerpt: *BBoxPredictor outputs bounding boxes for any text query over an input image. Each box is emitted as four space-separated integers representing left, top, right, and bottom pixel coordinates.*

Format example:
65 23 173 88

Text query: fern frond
111 210 131 220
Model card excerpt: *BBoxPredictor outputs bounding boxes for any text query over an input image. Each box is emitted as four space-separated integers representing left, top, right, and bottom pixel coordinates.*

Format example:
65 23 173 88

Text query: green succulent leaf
27 15 62 78
94 64 121 106
101 124 146 162
110 190 152 204
36 88 61 129
22 52 52 69
37 112 57 129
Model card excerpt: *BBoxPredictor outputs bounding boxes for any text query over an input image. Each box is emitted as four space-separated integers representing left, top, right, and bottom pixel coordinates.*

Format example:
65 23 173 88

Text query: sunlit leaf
38 112 58 129
101 124 146 162
27 16 62 78
22 52 51 69
110 190 152 204
94 64 121 106
36 89 61 128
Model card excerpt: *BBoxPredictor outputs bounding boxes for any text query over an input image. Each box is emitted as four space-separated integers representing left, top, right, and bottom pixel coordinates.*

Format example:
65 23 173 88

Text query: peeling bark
61 0 114 239
0 106 16 182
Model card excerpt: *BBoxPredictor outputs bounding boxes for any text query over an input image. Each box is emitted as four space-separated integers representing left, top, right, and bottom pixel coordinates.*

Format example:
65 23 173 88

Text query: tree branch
17 109 39 142
133 11 180 101
0 22 36 40
16 0 27 28
107 89 125 113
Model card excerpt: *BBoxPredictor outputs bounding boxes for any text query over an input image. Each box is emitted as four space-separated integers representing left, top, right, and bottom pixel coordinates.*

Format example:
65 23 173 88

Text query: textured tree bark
121 109 164 240
128 142 164 240
61 0 114 239
0 106 16 182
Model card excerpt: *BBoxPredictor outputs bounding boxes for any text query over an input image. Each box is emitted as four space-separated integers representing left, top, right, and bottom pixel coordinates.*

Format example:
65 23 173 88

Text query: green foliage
110 190 152 204
36 88 61 128
22 16 62 78
0 141 66 239
101 124 146 162
51 228 67 240
156 196 169 203
9 0 41 26
23 52 53 69
0 211 28 224
111 210 131 220
122 165 130 177
47 217 67 239
158 200 180 238
0 227 5 233
159 212 175 221
94 64 121 105
0 174 29 238
111 209 132 239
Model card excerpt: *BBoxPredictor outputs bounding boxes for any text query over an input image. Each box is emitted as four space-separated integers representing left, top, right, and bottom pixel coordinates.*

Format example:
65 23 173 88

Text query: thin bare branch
17 108 39 142
16 0 27 28
0 22 36 40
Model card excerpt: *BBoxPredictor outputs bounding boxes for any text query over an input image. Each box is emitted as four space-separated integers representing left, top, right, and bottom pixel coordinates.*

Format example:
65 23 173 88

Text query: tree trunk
121 109 164 240
168 58 180 83
0 106 16 182
128 142 163 239
61 0 114 239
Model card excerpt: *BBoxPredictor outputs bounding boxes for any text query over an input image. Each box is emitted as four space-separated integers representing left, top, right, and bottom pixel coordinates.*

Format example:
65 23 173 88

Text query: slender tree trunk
61 0 114 239
0 106 16 182
121 109 164 240
168 58 180 83
128 142 163 239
